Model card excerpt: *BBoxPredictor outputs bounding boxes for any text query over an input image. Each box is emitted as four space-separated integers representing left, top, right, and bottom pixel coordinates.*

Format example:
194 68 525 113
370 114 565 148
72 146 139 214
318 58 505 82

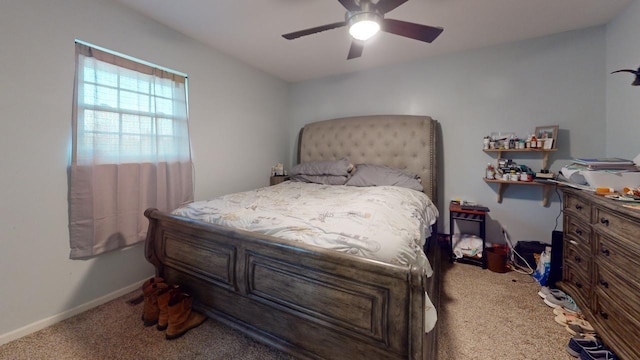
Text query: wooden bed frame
145 115 441 359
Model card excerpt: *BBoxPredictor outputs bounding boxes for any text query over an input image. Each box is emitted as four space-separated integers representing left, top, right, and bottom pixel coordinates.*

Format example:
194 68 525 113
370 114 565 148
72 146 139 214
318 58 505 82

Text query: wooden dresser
558 187 640 360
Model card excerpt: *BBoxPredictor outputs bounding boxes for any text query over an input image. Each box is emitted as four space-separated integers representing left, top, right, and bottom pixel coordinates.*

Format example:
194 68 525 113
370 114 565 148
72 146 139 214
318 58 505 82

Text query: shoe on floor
538 286 551 299
166 292 207 340
142 282 168 327
555 312 585 326
538 286 566 299
544 292 580 313
566 337 603 357
567 322 597 337
554 307 584 318
579 349 619 360
565 318 595 333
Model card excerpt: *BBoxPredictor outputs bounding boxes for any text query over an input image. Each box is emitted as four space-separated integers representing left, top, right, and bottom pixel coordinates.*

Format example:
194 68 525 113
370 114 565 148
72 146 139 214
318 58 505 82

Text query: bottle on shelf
486 163 495 179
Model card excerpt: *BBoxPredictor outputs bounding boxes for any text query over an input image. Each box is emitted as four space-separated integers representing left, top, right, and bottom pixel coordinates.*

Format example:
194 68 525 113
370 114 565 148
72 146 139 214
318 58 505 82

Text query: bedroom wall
0 0 289 343
289 27 607 246
606 0 640 159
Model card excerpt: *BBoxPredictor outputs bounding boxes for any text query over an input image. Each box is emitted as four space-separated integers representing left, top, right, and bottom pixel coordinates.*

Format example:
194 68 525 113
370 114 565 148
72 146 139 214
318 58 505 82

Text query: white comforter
172 181 439 277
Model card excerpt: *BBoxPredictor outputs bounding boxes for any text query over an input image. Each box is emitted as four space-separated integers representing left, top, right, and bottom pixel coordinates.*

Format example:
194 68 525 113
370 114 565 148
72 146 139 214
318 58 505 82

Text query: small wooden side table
449 201 488 269
270 175 290 186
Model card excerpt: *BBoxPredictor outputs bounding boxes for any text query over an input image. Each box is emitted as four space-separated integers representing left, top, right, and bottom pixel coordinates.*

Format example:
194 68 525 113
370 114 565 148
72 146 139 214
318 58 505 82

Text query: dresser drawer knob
600 217 610 226
599 311 609 320
600 280 609 288
575 204 583 210
575 229 583 236
601 248 610 256
575 281 583 288
574 255 581 263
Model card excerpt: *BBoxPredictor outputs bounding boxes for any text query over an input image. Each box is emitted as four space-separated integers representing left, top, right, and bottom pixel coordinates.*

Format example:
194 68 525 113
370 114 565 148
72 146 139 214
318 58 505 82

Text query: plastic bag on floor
452 233 483 259
532 247 551 286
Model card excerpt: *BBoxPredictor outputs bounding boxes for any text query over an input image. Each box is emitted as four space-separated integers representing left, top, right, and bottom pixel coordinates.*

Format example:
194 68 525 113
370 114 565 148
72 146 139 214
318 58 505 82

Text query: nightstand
449 201 488 269
270 175 289 186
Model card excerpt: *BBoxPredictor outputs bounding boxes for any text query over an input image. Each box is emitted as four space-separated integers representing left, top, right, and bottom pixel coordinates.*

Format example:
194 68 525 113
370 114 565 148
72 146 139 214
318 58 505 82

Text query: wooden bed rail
144 207 439 359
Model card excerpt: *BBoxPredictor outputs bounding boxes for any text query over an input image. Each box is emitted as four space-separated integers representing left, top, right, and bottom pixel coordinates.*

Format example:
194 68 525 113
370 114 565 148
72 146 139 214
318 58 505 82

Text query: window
69 41 193 258
75 43 190 165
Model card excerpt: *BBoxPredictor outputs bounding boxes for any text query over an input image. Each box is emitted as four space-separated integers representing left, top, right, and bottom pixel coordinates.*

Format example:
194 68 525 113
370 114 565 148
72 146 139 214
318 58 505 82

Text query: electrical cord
502 229 534 275
553 185 563 232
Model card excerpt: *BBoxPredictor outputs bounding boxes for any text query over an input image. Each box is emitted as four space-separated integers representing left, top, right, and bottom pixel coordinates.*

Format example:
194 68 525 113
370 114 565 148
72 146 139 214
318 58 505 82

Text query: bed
144 114 441 359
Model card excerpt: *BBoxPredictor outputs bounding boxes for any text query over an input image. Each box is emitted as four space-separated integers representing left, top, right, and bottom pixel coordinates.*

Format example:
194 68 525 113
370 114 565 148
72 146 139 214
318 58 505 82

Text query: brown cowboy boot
142 277 164 292
143 282 168 327
156 284 180 331
166 292 207 340
140 277 164 322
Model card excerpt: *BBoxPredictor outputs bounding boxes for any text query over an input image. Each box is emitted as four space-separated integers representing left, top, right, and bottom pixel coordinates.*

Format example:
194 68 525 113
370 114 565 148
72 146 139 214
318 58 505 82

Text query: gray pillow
290 158 353 176
345 164 423 192
290 174 349 185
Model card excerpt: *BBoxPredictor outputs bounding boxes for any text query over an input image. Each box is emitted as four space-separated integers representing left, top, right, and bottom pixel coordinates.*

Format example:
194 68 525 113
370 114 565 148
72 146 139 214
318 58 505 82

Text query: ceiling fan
282 0 443 60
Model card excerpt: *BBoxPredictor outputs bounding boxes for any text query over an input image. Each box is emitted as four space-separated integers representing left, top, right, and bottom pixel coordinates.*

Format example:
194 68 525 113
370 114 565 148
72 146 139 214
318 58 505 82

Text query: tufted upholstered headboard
297 115 438 204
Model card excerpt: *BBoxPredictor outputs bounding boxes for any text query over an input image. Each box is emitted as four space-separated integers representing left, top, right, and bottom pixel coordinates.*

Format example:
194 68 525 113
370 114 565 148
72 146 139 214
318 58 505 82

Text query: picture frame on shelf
534 125 559 148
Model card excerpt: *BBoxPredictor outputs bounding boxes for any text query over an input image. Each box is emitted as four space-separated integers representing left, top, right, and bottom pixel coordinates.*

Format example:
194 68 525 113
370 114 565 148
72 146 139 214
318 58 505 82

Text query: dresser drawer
563 236 591 275
594 232 640 278
594 263 640 321
593 205 640 241
563 215 591 251
562 264 591 308
593 290 640 360
564 192 592 223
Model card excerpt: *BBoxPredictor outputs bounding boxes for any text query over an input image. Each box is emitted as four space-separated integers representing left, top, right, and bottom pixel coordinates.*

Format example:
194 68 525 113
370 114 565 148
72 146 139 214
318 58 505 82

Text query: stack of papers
560 156 640 191
572 158 637 171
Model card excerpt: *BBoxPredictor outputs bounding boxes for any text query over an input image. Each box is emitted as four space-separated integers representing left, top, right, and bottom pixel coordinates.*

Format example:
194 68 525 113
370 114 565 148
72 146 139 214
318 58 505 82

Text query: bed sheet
172 181 439 276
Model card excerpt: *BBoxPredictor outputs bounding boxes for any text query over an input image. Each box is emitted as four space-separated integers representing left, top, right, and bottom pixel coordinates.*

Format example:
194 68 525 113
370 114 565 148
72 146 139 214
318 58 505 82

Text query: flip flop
555 313 584 326
566 320 596 336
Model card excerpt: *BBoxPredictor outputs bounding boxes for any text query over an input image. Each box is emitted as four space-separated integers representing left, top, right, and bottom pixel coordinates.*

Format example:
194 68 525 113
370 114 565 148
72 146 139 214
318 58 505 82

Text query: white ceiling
114 0 632 83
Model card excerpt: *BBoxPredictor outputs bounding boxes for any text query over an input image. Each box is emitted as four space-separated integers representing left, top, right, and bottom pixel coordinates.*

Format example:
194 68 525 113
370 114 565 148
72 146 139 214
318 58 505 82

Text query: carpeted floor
0 261 577 359
437 261 575 360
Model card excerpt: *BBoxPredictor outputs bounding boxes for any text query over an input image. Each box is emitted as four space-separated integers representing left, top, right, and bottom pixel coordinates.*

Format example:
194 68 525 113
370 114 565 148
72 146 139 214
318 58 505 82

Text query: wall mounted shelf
483 179 553 206
483 148 557 169
484 148 557 206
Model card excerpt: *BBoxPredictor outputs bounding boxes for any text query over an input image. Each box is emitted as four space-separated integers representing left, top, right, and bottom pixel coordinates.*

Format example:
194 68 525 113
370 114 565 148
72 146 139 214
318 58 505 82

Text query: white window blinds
74 43 191 165
69 42 194 258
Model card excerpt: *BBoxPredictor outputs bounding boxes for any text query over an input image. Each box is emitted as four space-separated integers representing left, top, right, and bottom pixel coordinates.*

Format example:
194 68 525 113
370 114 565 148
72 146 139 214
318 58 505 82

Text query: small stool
449 201 488 269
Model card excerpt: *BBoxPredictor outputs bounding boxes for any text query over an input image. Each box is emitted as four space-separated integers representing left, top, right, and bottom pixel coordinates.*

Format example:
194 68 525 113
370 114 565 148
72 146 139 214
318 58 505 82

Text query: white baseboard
0 279 147 346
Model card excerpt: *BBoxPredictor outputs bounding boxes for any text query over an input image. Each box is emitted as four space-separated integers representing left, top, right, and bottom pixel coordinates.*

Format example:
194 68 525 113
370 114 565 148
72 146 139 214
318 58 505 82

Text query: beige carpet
438 261 575 360
0 262 577 359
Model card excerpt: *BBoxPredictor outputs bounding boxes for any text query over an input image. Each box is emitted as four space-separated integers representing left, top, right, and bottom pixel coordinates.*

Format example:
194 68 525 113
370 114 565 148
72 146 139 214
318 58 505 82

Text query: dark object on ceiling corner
611 67 640 86
282 0 443 60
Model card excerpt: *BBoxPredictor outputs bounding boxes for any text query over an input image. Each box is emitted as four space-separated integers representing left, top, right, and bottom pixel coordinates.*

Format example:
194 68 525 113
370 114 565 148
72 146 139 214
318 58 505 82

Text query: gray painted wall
606 0 640 159
289 27 607 245
1 0 637 345
0 0 289 340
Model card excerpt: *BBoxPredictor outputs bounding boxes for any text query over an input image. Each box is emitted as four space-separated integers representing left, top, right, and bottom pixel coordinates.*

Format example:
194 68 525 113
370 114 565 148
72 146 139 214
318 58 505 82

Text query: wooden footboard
145 208 440 359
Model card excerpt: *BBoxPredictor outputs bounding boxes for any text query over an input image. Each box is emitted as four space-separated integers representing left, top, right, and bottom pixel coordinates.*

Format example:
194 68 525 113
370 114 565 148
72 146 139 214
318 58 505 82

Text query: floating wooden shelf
483 148 557 169
483 179 553 206
483 148 557 206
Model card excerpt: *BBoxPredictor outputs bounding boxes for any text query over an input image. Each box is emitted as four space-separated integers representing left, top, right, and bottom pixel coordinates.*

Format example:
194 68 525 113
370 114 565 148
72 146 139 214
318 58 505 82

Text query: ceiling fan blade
374 0 408 14
338 0 361 12
381 18 443 43
282 21 347 40
347 40 365 60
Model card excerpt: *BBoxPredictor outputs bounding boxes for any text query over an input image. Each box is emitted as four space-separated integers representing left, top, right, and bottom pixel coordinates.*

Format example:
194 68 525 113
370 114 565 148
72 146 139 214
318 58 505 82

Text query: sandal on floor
566 321 596 336
554 307 584 318
555 313 584 326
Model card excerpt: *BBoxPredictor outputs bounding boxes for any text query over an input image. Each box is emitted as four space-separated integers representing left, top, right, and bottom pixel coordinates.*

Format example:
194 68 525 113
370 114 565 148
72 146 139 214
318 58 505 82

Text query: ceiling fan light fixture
348 12 381 41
